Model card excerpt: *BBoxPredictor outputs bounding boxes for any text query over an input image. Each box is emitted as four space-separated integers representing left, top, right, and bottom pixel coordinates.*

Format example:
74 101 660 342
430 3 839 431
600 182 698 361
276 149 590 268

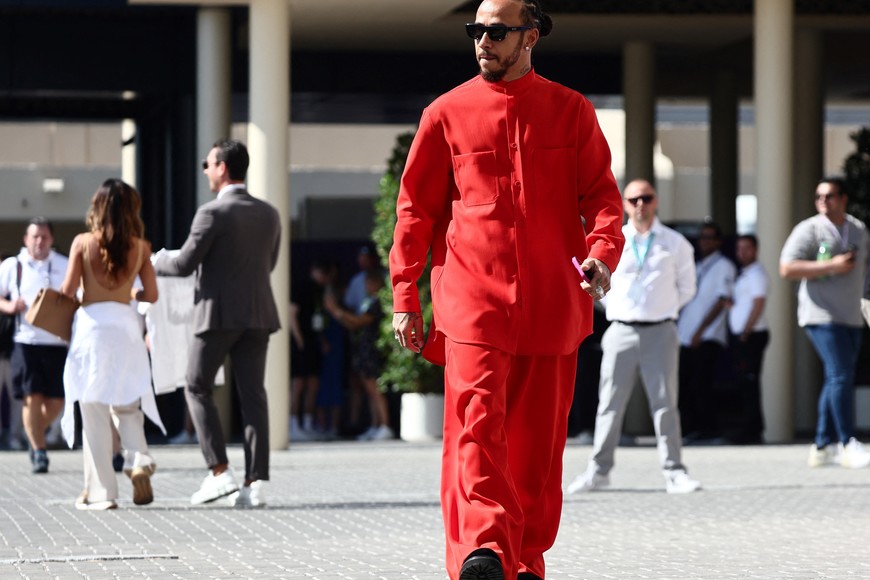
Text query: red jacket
391 71 624 360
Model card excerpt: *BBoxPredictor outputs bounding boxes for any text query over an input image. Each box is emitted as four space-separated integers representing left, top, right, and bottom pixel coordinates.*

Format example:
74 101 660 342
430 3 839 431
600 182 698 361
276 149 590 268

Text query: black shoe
518 573 543 580
112 453 124 473
459 548 503 580
31 449 49 474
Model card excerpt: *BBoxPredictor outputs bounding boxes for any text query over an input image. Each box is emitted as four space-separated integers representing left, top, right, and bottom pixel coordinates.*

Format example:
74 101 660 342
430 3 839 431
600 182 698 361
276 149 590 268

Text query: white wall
0 112 866 231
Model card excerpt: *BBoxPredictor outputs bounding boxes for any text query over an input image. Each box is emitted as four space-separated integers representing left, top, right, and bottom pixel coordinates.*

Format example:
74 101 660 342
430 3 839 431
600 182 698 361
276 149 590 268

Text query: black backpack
0 259 22 357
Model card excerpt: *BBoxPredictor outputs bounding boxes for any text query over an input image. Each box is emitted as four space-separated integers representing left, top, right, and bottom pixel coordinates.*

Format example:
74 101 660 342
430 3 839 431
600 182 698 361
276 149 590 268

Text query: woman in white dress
60 178 164 510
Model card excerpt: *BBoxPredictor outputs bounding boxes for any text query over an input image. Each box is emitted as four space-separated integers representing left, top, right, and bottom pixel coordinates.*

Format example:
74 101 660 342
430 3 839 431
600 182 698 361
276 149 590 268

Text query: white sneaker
191 468 239 505
356 426 379 441
839 438 870 469
229 480 266 508
7 435 25 451
168 430 198 445
369 425 395 441
664 470 701 494
320 427 338 441
566 469 610 494
807 443 840 467
289 423 313 442
574 430 594 445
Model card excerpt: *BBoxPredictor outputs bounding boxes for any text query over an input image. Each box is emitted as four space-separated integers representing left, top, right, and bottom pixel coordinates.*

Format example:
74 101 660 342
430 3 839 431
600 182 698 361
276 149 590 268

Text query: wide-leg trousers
80 400 154 503
441 338 578 580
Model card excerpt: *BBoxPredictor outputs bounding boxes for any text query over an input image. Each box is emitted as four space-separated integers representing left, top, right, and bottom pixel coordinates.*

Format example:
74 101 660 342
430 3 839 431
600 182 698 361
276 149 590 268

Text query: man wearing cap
389 1 624 578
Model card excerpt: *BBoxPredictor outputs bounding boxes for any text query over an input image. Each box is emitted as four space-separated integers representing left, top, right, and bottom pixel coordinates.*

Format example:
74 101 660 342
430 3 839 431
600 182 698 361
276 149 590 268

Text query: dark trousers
729 330 769 442
186 328 271 481
679 341 723 438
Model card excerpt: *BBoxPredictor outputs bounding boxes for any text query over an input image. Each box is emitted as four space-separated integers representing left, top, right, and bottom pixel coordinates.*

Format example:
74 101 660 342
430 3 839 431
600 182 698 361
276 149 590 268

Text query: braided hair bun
523 0 553 37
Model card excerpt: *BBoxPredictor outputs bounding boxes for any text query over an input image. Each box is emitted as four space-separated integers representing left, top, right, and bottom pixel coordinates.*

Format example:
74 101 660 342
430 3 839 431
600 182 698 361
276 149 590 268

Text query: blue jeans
804 324 863 447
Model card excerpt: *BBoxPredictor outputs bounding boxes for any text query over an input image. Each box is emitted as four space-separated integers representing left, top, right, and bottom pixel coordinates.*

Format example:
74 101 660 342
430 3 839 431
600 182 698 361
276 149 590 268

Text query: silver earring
525 46 531 51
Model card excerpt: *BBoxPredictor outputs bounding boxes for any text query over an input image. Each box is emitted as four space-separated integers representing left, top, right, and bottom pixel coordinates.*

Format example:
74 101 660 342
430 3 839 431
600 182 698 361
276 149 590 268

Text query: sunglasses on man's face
625 194 655 206
465 23 532 42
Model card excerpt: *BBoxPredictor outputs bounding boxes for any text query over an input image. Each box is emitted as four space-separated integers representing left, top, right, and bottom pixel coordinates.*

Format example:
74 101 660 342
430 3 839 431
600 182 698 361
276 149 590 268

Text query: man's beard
479 37 523 82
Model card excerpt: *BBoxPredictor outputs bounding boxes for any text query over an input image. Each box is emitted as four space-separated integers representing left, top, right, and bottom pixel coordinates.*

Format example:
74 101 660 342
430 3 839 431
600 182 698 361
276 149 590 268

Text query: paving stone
0 440 868 578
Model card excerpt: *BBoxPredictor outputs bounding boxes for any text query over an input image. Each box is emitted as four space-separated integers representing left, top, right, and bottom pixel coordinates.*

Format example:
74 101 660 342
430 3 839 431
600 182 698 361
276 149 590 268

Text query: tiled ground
1 440 868 579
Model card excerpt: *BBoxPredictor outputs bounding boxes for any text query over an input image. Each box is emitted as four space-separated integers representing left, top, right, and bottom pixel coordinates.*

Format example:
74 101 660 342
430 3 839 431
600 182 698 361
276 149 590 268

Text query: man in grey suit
155 139 281 507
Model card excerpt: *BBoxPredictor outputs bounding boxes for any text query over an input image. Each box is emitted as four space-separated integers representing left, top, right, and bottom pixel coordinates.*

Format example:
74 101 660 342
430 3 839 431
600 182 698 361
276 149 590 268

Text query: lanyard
631 232 655 276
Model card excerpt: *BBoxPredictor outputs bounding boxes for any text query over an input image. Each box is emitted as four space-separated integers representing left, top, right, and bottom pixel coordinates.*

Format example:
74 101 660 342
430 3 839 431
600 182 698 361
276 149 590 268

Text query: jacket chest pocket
452 151 499 206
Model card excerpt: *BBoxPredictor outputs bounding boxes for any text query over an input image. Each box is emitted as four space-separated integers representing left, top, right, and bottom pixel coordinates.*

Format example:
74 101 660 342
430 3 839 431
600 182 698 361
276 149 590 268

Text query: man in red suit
390 1 624 578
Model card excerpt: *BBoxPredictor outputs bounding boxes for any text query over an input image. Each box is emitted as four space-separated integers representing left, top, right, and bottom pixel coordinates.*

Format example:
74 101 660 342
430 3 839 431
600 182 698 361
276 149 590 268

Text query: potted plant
372 131 445 441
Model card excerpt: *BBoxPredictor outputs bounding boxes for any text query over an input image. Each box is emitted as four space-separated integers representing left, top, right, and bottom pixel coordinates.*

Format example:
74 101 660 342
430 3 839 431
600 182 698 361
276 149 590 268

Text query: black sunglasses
465 23 532 42
625 194 655 206
201 159 223 170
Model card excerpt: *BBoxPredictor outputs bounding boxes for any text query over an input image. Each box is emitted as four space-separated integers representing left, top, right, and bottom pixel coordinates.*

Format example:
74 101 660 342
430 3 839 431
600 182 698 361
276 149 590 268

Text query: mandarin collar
483 68 537 95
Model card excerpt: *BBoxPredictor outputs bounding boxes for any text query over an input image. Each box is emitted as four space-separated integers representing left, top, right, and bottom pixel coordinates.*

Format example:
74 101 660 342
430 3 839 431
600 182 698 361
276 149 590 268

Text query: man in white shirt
567 179 701 495
727 234 768 444
0 218 69 474
677 222 736 442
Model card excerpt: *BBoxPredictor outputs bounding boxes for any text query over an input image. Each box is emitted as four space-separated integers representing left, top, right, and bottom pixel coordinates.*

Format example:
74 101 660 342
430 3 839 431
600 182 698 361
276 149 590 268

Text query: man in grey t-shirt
780 176 870 469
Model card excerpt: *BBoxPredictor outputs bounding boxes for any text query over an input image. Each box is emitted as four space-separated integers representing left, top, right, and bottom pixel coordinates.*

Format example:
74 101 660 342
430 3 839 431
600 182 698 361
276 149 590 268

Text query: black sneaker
31 449 49 474
459 548 503 580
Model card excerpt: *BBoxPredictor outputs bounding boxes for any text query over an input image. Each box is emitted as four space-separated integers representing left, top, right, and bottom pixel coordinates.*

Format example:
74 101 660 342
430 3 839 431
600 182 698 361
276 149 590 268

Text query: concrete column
248 0 290 451
196 7 234 439
755 0 794 443
792 28 825 436
710 69 738 234
623 42 656 186
622 41 658 435
121 91 137 188
197 7 232 208
121 119 137 187
793 29 824 225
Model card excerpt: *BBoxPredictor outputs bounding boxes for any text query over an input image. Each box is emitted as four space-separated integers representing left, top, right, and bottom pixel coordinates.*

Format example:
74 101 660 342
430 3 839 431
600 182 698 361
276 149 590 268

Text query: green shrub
372 131 444 393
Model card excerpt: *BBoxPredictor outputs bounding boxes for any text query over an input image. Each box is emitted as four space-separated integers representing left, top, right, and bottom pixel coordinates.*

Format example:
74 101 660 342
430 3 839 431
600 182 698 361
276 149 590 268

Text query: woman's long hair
85 178 145 279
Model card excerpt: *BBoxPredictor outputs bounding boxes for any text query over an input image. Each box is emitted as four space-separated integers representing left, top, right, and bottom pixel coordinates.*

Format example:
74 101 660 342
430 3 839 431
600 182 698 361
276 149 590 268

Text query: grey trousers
588 320 686 475
186 328 271 482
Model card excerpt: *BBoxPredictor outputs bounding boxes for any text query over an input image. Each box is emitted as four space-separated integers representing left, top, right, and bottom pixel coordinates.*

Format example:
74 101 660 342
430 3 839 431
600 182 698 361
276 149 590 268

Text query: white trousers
80 400 154 503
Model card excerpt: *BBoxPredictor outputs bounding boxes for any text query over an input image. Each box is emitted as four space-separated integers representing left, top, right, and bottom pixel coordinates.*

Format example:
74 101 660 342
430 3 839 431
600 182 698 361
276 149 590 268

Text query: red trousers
442 339 578 580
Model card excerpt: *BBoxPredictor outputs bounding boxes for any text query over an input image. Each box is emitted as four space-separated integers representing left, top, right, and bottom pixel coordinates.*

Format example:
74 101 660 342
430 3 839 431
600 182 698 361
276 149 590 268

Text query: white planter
400 392 444 442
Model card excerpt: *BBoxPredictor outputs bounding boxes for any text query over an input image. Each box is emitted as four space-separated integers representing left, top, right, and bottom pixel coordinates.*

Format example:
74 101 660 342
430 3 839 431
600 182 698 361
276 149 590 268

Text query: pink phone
572 256 593 284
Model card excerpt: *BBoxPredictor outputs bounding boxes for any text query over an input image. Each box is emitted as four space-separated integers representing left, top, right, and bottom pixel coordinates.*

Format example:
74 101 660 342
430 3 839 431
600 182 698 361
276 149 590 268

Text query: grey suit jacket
155 188 281 336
